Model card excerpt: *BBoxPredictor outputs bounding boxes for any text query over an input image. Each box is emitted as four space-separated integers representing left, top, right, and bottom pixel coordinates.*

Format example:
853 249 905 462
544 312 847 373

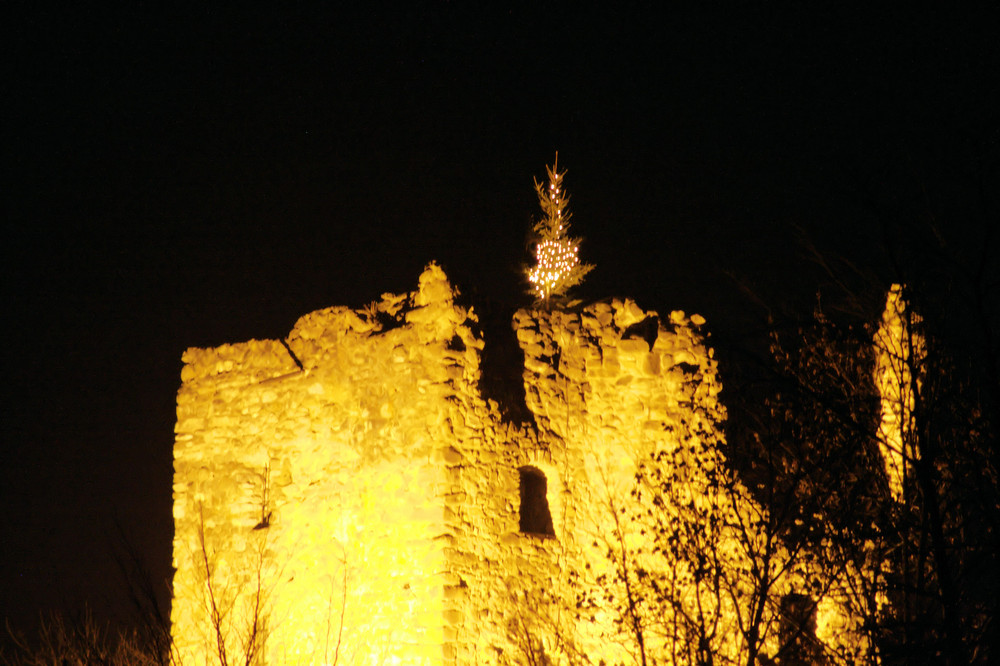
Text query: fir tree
527 154 594 304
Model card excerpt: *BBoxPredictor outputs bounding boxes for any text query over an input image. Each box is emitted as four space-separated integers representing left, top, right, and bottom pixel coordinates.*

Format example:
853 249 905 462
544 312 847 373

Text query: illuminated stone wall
171 265 471 664
874 284 925 504
169 263 746 664
508 300 732 662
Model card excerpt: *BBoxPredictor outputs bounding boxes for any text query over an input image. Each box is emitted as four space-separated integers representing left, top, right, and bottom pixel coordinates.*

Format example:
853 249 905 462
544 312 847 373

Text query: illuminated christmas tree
527 154 594 304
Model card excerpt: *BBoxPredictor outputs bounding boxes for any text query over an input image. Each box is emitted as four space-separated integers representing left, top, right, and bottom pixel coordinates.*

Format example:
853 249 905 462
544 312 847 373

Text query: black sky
3 2 997 636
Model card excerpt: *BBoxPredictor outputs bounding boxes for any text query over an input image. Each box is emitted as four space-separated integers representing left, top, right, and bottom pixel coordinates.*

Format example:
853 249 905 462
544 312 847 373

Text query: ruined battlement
169 263 764 664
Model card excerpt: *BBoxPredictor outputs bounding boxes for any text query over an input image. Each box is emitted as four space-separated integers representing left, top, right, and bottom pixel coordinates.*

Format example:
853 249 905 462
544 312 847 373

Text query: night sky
4 3 997 636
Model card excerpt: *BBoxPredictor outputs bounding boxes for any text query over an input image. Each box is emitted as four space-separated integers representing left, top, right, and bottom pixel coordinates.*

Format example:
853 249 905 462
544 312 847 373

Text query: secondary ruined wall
171 264 732 664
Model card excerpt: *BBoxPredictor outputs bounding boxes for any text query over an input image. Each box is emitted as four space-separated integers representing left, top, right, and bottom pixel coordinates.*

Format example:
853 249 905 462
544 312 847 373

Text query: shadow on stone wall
462 293 534 427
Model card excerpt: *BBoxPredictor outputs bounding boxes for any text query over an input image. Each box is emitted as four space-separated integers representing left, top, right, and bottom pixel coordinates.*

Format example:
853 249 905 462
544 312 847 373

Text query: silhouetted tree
732 201 999 663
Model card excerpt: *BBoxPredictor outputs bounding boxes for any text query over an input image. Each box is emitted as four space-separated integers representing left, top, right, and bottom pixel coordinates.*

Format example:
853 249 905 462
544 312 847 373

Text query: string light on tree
526 153 594 304
529 239 582 300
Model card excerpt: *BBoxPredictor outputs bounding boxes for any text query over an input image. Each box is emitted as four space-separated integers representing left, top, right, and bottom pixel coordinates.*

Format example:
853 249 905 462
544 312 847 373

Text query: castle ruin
170 263 868 664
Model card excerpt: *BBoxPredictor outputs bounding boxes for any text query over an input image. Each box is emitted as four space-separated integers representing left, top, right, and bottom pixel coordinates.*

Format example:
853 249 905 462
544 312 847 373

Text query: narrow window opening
519 466 555 536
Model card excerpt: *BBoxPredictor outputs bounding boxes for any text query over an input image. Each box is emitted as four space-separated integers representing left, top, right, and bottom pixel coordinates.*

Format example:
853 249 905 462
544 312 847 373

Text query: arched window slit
519 466 555 537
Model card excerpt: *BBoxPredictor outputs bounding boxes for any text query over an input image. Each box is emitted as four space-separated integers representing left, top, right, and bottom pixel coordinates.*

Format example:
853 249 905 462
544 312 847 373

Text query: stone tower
169 263 771 664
